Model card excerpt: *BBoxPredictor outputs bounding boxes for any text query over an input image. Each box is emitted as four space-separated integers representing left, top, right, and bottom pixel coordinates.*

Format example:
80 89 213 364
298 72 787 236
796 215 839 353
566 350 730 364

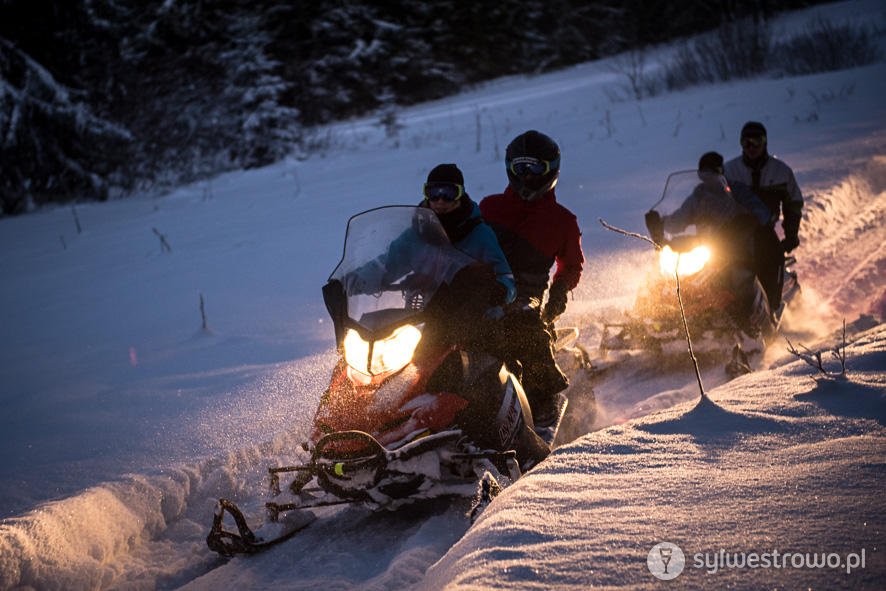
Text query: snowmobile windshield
655 170 739 240
329 206 477 334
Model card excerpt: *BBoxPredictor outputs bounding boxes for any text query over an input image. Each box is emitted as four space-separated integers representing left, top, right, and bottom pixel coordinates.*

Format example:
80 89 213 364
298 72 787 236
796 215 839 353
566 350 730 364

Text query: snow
1 0 885 588
421 333 886 590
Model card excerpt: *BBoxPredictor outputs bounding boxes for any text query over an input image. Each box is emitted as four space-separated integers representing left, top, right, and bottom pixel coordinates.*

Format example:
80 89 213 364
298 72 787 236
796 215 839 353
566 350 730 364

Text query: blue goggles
507 156 559 177
423 182 464 202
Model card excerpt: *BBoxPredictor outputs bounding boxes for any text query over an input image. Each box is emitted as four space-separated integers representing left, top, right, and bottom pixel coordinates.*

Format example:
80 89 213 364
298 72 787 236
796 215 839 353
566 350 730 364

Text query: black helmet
505 130 560 201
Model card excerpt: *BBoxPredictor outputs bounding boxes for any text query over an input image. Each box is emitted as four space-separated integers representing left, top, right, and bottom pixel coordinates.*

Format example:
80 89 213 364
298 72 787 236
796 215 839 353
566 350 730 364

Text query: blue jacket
429 197 516 304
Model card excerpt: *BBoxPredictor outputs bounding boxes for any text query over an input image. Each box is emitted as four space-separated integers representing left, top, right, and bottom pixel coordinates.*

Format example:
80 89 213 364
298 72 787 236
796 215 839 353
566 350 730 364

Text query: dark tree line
0 0 825 215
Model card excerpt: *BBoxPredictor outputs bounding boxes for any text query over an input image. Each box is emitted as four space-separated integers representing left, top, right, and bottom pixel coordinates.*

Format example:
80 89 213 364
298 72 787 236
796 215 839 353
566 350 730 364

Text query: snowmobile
207 206 577 557
599 171 800 377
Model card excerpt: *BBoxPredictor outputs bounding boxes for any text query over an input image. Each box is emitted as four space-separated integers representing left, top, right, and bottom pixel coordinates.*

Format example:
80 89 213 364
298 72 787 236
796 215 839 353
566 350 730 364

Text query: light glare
659 245 711 277
343 325 422 376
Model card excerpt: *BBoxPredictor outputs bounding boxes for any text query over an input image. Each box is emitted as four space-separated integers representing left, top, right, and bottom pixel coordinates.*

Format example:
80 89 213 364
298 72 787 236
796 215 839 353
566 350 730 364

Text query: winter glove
343 272 368 295
488 280 508 307
506 296 541 317
781 235 800 253
645 210 665 245
484 305 505 321
541 281 569 324
448 263 499 317
401 272 434 291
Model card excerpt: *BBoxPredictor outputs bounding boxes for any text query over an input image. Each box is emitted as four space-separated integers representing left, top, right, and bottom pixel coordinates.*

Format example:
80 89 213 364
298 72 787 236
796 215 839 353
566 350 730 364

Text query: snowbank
421 325 886 590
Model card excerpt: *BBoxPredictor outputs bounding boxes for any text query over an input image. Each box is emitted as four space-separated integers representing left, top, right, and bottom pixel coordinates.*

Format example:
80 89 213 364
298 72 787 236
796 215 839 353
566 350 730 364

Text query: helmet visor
507 156 559 177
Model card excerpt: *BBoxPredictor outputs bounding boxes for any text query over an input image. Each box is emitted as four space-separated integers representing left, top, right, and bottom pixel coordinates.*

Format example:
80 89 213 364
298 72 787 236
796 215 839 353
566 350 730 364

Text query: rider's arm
469 224 517 304
731 181 775 226
782 166 804 241
662 191 699 235
551 214 584 291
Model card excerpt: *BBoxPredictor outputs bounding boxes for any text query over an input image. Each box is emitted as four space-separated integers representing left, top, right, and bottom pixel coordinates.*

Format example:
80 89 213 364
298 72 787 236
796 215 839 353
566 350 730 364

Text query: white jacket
724 154 803 239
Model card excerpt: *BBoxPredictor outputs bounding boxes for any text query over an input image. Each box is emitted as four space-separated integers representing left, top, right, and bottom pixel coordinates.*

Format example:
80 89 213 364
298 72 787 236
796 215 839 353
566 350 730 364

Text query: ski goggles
741 135 766 148
507 156 560 177
423 182 464 202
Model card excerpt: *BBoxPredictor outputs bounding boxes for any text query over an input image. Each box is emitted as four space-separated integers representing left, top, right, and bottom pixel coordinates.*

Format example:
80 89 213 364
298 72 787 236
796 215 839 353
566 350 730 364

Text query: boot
523 362 568 427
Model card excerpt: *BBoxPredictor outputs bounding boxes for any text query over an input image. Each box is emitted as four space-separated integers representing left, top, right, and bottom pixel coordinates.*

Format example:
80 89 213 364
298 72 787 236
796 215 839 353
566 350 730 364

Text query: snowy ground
1 1 885 589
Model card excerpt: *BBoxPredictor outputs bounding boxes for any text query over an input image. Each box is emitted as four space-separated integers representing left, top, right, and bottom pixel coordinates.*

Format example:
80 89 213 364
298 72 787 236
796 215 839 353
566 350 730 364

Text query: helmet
505 130 560 201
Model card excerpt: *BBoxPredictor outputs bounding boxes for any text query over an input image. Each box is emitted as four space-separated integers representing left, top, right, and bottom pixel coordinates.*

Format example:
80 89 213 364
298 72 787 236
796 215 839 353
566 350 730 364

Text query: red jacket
479 186 583 300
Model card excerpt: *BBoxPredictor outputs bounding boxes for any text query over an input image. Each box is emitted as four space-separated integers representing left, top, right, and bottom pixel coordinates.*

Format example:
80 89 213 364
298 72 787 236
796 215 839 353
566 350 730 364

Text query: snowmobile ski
206 498 316 557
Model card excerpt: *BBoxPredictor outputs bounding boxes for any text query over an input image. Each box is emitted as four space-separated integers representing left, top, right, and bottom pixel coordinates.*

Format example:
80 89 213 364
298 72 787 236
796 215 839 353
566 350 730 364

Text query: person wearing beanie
420 163 516 305
724 121 804 310
342 163 516 358
479 130 584 430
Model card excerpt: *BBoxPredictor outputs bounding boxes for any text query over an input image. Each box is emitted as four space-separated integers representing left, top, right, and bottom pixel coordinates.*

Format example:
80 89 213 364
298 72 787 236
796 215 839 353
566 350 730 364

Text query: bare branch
784 320 848 378
597 218 660 249
599 217 706 399
152 227 172 253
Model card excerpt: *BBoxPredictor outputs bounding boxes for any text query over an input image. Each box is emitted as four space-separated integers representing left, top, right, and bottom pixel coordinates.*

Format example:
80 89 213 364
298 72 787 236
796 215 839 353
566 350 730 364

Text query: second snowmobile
599 170 800 377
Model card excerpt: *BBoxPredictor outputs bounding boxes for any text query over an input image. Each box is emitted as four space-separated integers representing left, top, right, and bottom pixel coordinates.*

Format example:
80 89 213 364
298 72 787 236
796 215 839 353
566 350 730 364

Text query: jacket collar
503 185 557 205
742 151 769 170
421 196 477 243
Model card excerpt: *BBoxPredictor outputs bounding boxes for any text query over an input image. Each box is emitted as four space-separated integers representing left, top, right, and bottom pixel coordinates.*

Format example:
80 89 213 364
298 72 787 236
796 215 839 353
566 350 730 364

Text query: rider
646 152 772 246
724 121 804 311
421 163 516 306
479 130 584 428
417 163 518 347
342 164 515 348
645 151 775 331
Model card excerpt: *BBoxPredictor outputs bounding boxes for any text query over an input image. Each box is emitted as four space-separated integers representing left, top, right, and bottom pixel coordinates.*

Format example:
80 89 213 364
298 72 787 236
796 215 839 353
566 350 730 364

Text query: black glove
645 210 664 245
401 272 434 291
781 235 800 253
449 263 499 314
488 280 507 306
343 272 368 295
542 281 569 324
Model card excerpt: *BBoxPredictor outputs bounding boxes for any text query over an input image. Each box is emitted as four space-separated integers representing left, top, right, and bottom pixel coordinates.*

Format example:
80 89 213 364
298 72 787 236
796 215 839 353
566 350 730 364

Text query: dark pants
478 310 568 417
753 226 785 312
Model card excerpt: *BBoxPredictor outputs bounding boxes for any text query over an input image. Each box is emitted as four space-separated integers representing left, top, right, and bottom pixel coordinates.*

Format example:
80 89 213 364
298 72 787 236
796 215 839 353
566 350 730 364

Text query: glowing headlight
659 245 711 277
343 324 422 377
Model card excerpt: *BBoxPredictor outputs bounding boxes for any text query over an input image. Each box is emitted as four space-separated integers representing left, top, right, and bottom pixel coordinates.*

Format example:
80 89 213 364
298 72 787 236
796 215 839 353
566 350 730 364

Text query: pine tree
0 36 131 214
219 11 300 167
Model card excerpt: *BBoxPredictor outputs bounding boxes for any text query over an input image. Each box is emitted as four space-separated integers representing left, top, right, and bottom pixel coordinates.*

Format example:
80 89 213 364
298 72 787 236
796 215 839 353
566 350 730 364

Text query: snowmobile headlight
659 244 711 277
343 325 422 377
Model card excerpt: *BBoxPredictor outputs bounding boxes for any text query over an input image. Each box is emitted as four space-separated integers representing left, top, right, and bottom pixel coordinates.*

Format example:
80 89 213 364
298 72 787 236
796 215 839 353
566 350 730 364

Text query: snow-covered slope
1 1 885 589
420 326 886 590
